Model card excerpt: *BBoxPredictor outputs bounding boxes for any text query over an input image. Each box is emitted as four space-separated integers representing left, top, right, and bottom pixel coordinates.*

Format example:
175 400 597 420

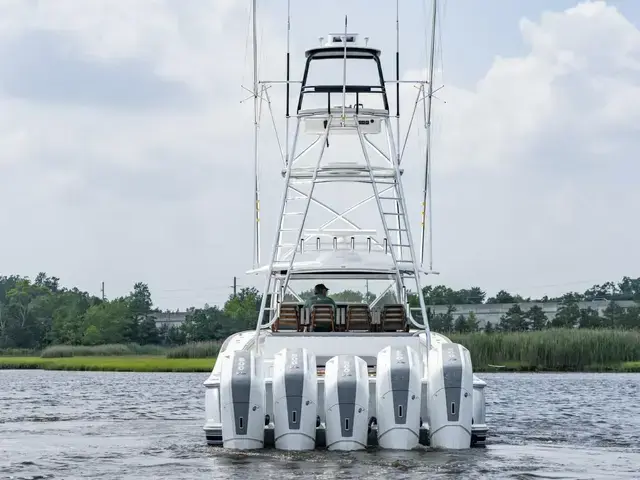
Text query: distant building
427 299 637 328
154 311 188 328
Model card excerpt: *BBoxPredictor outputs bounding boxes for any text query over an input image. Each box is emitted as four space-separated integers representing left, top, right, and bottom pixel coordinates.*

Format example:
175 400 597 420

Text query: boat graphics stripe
284 348 305 430
337 356 357 438
442 343 463 422
390 346 411 425
231 351 252 435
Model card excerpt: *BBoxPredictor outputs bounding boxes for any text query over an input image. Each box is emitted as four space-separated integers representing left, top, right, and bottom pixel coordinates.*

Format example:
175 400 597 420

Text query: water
1 370 639 479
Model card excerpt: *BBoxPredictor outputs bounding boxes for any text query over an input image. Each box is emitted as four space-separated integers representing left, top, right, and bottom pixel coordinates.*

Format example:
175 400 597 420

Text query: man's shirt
303 294 337 311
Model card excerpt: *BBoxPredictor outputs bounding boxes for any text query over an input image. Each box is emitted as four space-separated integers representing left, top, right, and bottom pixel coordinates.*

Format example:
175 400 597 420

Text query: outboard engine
426 342 474 449
375 345 422 450
219 350 265 449
324 355 369 451
272 347 318 450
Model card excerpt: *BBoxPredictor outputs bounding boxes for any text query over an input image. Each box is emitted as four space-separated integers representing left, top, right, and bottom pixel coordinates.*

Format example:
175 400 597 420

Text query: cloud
413 1 640 176
0 31 196 110
0 0 638 307
396 1 640 297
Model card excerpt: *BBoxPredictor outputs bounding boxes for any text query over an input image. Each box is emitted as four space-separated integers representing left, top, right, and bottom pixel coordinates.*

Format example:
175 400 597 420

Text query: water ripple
1 370 639 479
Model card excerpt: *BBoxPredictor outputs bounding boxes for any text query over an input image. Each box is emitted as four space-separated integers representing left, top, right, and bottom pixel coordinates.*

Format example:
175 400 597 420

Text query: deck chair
273 302 301 332
347 305 372 331
382 304 407 332
311 304 335 332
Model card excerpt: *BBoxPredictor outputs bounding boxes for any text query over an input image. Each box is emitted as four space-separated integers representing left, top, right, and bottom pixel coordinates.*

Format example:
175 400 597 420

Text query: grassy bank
0 355 215 372
0 341 221 372
449 328 640 372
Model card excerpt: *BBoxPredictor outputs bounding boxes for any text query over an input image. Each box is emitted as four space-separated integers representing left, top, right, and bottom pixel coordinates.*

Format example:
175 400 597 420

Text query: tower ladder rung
390 243 412 248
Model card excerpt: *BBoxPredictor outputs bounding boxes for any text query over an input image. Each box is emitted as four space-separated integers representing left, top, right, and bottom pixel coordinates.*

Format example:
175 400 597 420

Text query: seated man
304 283 337 331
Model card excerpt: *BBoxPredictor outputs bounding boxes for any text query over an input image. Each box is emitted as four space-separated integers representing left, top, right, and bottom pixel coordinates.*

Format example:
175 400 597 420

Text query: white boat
203 0 488 450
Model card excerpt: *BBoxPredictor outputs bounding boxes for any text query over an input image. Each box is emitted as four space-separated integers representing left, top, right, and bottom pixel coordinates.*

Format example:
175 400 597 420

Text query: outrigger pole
419 0 437 270
252 0 261 268
285 0 291 166
392 0 403 263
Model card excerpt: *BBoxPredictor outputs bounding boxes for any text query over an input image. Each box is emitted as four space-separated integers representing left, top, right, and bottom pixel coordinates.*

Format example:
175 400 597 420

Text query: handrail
301 84 385 93
261 314 279 330
407 308 427 330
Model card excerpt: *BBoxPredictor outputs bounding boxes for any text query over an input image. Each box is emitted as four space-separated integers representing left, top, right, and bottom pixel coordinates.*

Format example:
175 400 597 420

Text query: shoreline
1 356 638 373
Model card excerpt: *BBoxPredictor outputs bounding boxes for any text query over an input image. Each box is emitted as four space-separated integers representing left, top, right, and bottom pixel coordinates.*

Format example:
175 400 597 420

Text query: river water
1 370 639 479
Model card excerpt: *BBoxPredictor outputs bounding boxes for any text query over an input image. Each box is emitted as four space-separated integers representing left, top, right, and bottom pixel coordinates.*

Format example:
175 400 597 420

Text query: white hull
204 330 488 450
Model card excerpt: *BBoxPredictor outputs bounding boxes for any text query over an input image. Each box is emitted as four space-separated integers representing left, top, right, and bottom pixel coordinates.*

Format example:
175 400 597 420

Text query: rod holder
333 236 338 250
367 237 372 252
384 238 388 254
350 236 355 250
316 237 321 250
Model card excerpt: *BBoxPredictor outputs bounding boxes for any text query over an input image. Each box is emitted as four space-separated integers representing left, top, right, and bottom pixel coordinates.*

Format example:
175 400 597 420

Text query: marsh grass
449 328 640 371
0 355 215 372
40 343 168 358
0 348 39 357
3 329 639 373
165 341 221 359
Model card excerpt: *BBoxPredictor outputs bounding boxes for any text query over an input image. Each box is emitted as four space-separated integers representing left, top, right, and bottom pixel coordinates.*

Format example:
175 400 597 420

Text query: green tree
526 305 548 330
224 287 261 331
3 279 50 348
138 316 160 344
454 314 467 333
622 305 640 329
602 301 625 328
551 295 581 328
129 282 153 317
332 289 365 303
487 290 526 304
431 305 455 333
82 299 134 345
466 311 480 332
578 307 602 329
499 304 529 331
182 306 235 342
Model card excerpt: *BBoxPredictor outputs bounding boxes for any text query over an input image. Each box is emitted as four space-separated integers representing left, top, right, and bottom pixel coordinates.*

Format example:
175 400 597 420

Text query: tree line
1 273 638 350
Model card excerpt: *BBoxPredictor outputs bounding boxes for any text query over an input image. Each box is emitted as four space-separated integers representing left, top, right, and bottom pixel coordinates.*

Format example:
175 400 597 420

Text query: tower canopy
298 32 388 114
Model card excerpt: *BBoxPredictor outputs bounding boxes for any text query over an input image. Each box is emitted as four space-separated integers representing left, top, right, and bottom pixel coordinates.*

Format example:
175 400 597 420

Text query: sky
0 0 638 310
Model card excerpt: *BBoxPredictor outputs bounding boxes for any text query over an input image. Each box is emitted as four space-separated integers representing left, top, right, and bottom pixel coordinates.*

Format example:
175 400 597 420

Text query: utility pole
101 281 105 301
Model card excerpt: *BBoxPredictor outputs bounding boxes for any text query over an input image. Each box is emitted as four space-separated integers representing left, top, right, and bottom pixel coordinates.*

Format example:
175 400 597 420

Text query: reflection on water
1 371 639 479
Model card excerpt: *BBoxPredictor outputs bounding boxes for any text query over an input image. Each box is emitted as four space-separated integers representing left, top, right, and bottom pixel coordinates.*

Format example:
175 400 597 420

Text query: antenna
395 0 400 160
420 0 437 270
341 15 348 125
252 0 261 268
394 0 403 263
285 0 291 167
